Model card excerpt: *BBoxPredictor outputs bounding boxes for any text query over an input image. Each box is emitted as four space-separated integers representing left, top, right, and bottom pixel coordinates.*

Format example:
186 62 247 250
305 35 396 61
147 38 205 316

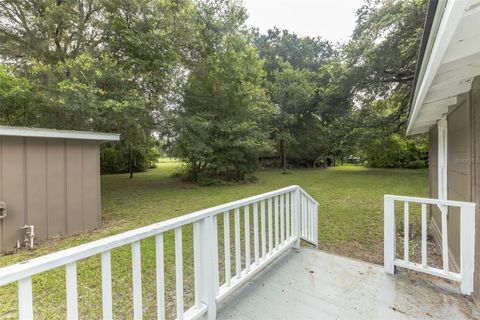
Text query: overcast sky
242 0 365 43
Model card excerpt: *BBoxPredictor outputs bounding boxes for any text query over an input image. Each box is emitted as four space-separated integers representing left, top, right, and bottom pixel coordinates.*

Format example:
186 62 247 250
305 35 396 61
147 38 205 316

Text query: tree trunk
280 138 287 174
128 144 134 179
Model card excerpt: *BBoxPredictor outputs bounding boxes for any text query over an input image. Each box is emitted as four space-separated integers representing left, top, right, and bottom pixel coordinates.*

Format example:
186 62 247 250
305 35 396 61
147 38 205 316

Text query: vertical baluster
275 196 279 249
212 215 219 293
313 203 318 249
421 203 427 268
101 251 113 320
308 199 311 240
175 227 184 320
308 200 314 240
302 196 306 238
18 277 33 320
193 221 201 307
66 262 78 320
306 200 310 240
280 194 285 244
261 201 266 258
268 198 273 253
286 193 290 240
223 211 231 286
155 234 165 320
132 241 143 320
404 202 409 263
234 208 241 277
244 205 251 272
253 202 260 265
441 205 449 272
294 189 301 248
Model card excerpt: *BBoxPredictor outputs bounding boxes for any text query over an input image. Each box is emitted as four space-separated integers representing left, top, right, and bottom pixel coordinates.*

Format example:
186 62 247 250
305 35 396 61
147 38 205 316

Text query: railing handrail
384 194 475 208
0 185 301 286
384 194 476 295
299 187 319 205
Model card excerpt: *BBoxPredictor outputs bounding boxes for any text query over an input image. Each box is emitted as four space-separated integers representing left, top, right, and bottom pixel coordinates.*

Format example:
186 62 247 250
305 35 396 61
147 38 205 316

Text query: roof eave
0 126 121 142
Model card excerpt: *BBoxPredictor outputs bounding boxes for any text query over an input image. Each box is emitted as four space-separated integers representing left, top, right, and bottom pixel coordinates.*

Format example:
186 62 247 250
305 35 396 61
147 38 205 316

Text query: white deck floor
217 247 479 320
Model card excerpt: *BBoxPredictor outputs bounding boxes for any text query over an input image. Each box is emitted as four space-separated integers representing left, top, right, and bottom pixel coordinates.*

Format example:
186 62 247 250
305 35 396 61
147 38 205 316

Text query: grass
0 163 428 319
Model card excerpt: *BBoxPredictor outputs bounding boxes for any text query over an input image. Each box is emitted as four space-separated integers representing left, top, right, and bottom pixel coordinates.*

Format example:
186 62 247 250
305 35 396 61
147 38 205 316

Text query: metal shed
0 126 120 253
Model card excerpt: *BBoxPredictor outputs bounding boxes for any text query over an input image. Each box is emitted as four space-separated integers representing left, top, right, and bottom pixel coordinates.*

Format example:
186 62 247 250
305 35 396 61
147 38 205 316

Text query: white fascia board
0 126 120 142
407 0 465 135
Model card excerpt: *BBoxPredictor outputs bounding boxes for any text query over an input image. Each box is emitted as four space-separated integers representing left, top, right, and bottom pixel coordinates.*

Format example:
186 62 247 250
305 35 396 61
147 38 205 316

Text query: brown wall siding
429 97 471 272
0 138 101 252
470 77 480 300
46 139 67 236
26 138 48 240
428 76 480 299
447 97 470 270
66 140 84 235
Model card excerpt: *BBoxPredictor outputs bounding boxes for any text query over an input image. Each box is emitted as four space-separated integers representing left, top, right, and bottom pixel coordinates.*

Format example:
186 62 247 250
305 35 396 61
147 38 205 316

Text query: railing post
294 188 301 248
313 203 319 248
384 196 395 274
460 203 476 295
200 215 217 319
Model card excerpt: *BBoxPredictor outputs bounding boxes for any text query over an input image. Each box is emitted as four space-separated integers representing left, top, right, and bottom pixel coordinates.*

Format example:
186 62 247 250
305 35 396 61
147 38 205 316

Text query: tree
173 35 274 182
269 62 315 172
0 65 39 126
337 0 429 167
0 0 200 176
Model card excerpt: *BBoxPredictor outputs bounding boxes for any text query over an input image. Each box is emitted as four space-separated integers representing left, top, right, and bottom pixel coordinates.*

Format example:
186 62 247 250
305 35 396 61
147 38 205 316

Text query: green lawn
0 164 428 319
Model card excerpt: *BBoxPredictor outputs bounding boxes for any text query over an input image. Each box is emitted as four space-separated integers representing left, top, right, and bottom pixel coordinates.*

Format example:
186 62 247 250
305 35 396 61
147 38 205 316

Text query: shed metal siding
0 137 101 252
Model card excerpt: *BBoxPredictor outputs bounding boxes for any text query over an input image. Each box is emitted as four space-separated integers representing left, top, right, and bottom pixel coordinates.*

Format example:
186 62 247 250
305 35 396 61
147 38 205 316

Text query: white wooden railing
0 185 318 320
384 195 475 295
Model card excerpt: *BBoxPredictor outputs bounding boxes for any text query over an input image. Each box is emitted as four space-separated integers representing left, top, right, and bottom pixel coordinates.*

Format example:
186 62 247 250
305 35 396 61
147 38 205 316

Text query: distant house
407 0 480 301
0 126 119 252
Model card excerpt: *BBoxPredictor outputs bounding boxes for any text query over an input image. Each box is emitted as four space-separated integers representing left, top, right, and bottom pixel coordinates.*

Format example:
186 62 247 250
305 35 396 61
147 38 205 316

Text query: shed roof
0 126 120 141
407 0 480 135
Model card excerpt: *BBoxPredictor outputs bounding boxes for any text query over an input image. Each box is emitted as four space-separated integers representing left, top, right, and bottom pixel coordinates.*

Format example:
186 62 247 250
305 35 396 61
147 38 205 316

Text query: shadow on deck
217 247 479 319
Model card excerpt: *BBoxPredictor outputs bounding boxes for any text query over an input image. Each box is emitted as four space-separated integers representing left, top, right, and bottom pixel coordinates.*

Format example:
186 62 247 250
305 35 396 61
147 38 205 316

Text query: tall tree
173 34 273 182
0 0 199 175
269 62 315 172
340 0 429 167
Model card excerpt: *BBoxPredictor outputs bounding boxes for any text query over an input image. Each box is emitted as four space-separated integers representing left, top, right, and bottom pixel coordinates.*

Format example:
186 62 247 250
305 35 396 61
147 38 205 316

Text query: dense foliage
173 35 273 182
343 0 429 167
0 0 429 182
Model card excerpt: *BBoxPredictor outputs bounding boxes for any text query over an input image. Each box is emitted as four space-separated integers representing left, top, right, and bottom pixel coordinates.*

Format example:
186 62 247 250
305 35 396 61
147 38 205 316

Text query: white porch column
437 116 449 271
437 116 448 200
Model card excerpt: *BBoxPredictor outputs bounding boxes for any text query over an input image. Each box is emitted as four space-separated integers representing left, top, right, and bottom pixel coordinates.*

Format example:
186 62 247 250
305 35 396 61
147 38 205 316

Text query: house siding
429 96 469 273
428 76 480 299
0 137 101 252
470 77 480 300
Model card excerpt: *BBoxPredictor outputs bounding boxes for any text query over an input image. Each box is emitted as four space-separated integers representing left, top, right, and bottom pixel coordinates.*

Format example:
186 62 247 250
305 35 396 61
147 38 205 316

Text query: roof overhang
0 126 120 142
407 0 480 135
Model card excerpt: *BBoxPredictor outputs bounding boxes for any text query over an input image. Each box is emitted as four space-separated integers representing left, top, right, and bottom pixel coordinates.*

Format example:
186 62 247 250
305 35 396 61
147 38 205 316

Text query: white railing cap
384 194 476 209
0 185 304 285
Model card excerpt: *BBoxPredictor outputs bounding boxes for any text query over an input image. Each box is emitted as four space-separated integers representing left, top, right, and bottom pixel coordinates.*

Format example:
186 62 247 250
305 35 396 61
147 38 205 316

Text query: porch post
384 196 395 274
437 116 448 201
437 116 450 272
200 216 217 320
460 203 476 295
294 188 301 248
